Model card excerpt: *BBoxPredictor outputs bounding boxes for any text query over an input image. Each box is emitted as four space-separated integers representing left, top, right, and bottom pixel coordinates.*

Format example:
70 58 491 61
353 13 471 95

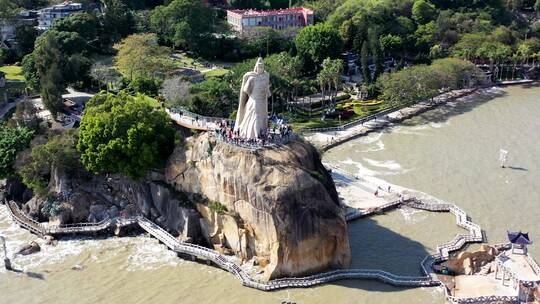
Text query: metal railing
4 168 488 295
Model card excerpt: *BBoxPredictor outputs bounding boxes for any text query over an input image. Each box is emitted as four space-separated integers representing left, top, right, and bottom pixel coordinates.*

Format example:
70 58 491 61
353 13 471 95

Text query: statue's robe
234 71 270 139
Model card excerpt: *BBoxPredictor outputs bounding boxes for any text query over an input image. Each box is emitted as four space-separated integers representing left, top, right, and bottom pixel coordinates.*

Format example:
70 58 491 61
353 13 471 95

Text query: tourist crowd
214 119 293 149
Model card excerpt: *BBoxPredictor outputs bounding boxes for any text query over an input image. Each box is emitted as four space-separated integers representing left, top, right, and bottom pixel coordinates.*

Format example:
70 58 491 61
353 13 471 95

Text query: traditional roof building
508 231 533 254
226 7 314 39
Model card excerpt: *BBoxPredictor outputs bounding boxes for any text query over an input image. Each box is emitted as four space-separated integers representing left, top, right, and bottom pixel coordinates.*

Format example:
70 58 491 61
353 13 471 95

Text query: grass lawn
0 65 25 81
173 53 206 70
290 117 351 130
173 53 234 77
203 68 230 78
289 100 392 130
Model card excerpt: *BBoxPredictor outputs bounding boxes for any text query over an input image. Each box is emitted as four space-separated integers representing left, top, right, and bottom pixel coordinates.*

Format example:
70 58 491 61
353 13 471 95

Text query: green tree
368 27 383 80
0 0 20 20
360 41 371 83
0 49 6 66
149 0 212 50
0 125 34 178
114 33 173 80
52 12 98 43
380 34 404 58
378 64 442 106
506 0 522 12
35 34 65 117
318 57 344 103
17 130 81 194
412 0 437 25
36 30 88 55
414 21 435 51
77 91 176 178
15 24 38 57
450 33 486 60
490 26 515 45
101 0 136 46
128 77 162 96
295 24 343 73
431 58 478 89
21 52 40 90
228 0 266 9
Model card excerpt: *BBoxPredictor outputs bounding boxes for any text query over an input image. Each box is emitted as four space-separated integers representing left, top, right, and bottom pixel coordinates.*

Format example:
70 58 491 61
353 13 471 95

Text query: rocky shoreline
1 133 351 281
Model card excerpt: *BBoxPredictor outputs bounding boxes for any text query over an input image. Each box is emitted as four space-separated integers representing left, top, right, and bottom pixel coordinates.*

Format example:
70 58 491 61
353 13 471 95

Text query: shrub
0 125 34 179
77 91 176 179
208 200 227 214
17 130 82 195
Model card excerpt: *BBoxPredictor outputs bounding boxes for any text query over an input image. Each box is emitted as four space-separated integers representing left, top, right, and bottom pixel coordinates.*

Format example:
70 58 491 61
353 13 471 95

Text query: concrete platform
331 170 399 211
499 252 540 282
453 275 516 298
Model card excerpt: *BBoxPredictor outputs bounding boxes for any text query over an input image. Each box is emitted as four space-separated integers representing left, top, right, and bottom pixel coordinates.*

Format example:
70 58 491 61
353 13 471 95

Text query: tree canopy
295 23 343 72
77 91 176 179
0 125 34 179
114 33 173 80
17 130 82 194
378 58 478 105
149 0 213 50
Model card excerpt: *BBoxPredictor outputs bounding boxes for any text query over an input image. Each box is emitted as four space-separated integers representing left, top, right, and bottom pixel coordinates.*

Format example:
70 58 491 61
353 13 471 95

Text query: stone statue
234 57 271 139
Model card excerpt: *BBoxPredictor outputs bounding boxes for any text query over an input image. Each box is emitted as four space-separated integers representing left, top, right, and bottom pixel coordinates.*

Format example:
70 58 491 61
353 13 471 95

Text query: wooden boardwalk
5 201 138 236
4 191 485 291
328 165 484 282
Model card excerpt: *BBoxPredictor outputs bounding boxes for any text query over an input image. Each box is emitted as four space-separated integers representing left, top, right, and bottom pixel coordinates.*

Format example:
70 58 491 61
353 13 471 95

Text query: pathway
3 177 486 292
303 89 476 152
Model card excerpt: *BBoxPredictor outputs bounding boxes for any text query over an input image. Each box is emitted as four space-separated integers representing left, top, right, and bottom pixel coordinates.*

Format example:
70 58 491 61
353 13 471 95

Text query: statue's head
253 57 265 74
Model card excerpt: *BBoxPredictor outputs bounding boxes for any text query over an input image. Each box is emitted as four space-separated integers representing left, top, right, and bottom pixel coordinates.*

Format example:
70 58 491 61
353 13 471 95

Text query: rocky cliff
165 133 351 280
2 171 202 243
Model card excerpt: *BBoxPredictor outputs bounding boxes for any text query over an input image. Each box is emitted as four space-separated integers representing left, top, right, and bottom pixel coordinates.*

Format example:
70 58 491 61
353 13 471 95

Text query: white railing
4 175 487 295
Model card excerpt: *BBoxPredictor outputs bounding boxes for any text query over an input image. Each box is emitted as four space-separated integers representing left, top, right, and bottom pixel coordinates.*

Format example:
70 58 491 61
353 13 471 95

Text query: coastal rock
22 196 43 220
165 133 351 280
16 241 40 255
0 179 6 203
443 245 498 275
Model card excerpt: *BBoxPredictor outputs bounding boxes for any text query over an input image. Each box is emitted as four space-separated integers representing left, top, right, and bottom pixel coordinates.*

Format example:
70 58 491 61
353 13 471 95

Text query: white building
226 7 314 39
37 1 83 31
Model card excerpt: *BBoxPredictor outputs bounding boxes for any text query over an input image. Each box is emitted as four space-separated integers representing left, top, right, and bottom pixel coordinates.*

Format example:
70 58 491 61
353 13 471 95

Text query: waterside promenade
2 171 487 293
304 88 477 152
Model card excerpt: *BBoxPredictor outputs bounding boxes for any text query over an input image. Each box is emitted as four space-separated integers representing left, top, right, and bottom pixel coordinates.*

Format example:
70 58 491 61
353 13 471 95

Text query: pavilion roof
508 231 532 245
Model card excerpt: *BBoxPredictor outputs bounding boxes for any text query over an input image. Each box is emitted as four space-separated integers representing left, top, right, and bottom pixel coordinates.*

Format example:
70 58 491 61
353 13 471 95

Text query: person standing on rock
234 57 271 140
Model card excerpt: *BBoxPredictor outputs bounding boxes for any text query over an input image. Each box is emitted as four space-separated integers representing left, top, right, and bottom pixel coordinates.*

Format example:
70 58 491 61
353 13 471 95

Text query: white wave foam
399 207 427 224
126 236 183 271
0 204 183 272
341 158 378 177
357 132 383 145
360 140 385 152
363 158 403 171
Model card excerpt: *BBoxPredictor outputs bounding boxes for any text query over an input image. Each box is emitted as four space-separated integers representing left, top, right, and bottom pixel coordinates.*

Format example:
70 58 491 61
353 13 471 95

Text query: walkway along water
2 179 486 292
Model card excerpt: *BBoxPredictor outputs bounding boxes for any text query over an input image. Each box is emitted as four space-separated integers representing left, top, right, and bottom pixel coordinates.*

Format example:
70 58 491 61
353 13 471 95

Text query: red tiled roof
227 7 313 17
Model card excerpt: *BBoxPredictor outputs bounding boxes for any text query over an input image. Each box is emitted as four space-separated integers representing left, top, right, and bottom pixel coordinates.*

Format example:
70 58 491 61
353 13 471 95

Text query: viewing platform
5 165 532 302
166 107 295 150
